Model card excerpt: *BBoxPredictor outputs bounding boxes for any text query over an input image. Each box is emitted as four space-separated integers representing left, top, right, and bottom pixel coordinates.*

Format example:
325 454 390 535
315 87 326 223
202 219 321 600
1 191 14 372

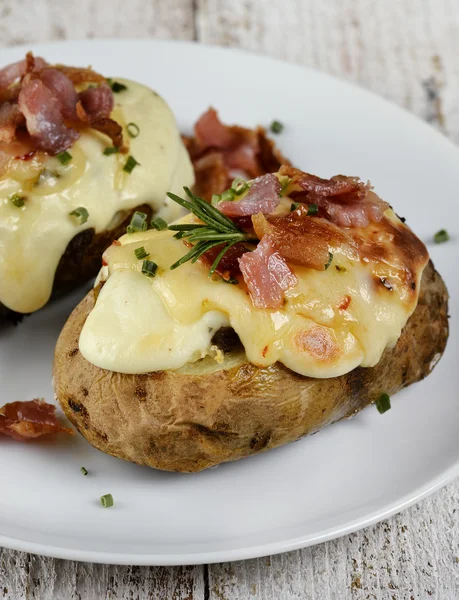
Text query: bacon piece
0 399 73 441
18 74 80 154
88 116 123 149
53 65 107 85
238 235 297 309
252 208 357 271
195 107 235 149
280 165 388 228
0 102 24 143
78 84 114 119
39 67 79 120
0 53 47 89
199 242 248 280
218 173 281 217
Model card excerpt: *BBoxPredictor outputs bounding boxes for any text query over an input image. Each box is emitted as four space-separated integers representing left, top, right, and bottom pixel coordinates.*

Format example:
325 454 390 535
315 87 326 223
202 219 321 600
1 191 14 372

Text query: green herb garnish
100 494 114 508
211 194 221 205
324 252 333 270
307 203 318 215
127 122 140 138
221 188 235 202
375 393 391 414
231 178 249 196
57 151 72 166
109 80 127 93
166 187 255 276
69 207 89 224
270 120 284 134
134 246 149 260
142 259 158 277
280 176 292 195
126 211 148 233
151 217 168 231
123 155 140 174
80 467 88 476
103 146 119 156
290 202 300 212
434 229 449 244
10 193 25 207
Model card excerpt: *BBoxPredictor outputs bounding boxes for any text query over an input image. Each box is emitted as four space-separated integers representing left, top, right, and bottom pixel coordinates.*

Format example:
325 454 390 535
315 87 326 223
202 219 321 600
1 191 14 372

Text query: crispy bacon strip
39 67 79 120
0 53 48 89
238 235 297 309
281 165 388 228
78 84 114 120
0 399 73 441
53 64 107 85
184 108 290 201
252 208 357 271
218 173 281 217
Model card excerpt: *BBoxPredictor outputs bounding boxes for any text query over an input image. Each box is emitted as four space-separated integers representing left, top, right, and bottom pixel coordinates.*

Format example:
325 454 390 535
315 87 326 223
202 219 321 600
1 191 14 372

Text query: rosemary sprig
166 188 254 275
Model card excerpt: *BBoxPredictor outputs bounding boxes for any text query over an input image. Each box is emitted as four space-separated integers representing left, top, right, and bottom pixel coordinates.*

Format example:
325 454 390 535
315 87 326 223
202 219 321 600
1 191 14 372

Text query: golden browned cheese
54 260 448 472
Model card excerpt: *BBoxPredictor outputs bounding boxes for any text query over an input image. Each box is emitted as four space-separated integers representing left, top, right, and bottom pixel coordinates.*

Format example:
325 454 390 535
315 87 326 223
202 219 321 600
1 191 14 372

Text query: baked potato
53 167 449 472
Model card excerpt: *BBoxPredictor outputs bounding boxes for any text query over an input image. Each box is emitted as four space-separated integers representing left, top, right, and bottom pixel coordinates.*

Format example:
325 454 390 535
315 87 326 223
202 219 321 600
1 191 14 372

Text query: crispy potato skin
0 204 154 327
54 261 449 473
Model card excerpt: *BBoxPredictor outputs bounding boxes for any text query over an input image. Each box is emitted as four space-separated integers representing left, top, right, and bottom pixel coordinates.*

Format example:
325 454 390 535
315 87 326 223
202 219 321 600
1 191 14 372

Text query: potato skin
54 260 449 473
0 204 154 328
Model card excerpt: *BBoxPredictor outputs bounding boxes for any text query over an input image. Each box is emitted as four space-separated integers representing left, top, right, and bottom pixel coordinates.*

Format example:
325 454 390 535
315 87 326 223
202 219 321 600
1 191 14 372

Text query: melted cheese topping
79 208 428 378
0 79 194 314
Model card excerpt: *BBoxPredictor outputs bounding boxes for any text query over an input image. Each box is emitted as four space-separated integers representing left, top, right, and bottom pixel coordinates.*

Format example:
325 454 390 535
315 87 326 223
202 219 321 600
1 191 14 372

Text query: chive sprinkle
142 259 158 277
324 252 333 270
126 211 148 233
270 120 284 134
211 194 221 206
108 80 127 93
231 178 248 195
123 155 140 174
10 193 25 207
307 203 318 215
151 217 168 231
434 229 449 244
375 393 391 414
57 151 72 166
100 494 114 508
290 202 301 212
134 246 149 260
280 176 292 195
80 467 88 476
221 188 235 202
127 122 140 138
69 207 89 225
103 146 119 156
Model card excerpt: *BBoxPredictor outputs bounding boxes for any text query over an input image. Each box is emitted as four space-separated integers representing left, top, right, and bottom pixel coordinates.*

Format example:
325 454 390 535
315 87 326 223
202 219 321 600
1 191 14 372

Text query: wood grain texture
1 0 459 598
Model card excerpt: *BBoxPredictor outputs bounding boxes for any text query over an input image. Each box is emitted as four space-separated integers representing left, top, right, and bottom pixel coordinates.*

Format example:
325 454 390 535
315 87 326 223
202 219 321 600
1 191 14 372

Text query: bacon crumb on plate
0 399 73 441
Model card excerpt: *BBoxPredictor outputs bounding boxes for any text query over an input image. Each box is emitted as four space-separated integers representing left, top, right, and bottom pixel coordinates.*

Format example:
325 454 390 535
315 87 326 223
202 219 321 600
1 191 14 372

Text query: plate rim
0 37 457 566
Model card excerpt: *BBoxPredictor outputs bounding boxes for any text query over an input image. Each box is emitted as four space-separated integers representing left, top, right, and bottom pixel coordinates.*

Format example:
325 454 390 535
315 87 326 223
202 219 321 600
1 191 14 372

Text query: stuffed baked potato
53 166 449 472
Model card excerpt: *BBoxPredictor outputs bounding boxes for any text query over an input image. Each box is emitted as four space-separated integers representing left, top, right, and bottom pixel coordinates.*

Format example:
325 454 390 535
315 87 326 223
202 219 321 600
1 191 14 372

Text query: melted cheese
79 209 428 378
0 79 194 314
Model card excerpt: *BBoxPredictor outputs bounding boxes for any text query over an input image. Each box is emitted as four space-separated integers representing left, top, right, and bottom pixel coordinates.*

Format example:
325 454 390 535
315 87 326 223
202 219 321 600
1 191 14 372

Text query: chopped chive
123 155 140 174
211 194 221 206
57 151 72 166
231 178 248 195
69 207 89 225
280 176 292 195
335 265 347 273
109 80 127 93
100 493 114 508
142 259 158 277
222 277 239 284
324 252 333 270
375 393 391 414
270 120 284 134
126 211 148 233
134 246 149 260
221 188 235 202
151 217 167 231
290 202 300 212
103 146 119 156
434 229 449 244
80 466 88 476
126 122 140 138
307 203 318 215
10 193 25 207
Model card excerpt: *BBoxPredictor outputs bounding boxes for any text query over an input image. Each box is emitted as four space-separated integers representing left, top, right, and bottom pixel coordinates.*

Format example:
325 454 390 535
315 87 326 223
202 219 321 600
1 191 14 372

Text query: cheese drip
0 79 194 313
79 209 427 378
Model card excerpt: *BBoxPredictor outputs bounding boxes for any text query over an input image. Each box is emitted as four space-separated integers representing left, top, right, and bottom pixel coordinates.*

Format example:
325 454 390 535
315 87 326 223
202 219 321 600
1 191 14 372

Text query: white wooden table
1 1 459 597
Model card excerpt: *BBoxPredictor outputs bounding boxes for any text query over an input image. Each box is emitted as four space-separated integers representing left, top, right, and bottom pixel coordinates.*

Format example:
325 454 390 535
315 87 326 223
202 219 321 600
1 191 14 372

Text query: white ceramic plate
0 39 457 566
